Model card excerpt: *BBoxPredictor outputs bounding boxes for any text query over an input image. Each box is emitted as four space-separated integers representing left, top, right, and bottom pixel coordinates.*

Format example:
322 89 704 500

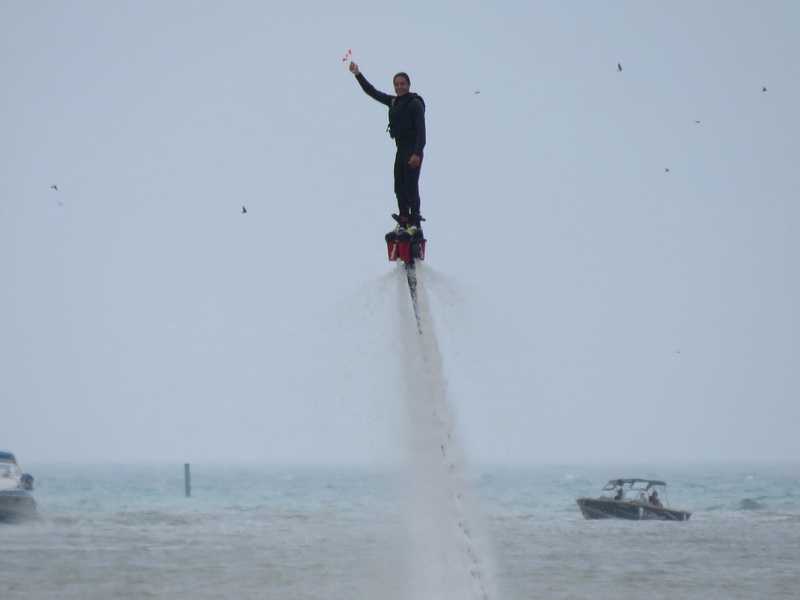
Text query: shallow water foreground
1 464 798 599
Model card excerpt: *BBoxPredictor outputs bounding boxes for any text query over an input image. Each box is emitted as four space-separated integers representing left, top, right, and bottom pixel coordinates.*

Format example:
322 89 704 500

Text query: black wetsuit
355 72 426 222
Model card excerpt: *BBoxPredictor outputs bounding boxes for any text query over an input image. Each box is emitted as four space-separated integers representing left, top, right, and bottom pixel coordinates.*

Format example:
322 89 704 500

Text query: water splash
393 264 497 600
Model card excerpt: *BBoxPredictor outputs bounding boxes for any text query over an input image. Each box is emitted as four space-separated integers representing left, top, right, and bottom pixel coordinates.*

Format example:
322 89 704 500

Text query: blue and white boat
0 451 36 522
577 478 691 521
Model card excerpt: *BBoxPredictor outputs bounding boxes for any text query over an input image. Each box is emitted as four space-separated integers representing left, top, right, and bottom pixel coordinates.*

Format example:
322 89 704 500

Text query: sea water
1 463 799 599
4 270 798 599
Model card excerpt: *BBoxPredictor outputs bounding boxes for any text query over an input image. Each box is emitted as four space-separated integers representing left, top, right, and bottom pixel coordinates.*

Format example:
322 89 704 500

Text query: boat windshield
0 460 22 479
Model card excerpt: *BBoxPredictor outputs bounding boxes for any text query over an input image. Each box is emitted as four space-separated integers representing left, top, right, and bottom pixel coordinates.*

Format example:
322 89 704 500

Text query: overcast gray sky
2 1 798 464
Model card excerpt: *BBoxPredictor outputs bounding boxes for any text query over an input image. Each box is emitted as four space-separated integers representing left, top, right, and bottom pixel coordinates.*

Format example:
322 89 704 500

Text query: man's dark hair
393 72 411 86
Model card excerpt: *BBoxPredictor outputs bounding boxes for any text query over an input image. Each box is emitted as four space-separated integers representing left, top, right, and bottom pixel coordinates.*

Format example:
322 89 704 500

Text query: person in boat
349 61 426 235
20 473 34 491
613 481 625 501
649 489 663 507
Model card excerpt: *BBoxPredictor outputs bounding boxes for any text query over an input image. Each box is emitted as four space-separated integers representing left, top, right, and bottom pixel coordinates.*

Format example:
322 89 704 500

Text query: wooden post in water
184 463 191 497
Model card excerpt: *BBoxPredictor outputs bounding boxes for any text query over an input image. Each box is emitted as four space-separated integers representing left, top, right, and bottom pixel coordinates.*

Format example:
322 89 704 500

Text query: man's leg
404 152 423 224
394 150 410 220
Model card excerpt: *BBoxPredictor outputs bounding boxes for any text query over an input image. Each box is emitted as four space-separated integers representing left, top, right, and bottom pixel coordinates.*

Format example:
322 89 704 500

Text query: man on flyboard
349 61 426 239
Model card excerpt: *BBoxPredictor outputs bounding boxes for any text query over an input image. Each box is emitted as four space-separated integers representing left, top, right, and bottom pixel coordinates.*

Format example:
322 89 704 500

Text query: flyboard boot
406 212 426 261
385 213 426 264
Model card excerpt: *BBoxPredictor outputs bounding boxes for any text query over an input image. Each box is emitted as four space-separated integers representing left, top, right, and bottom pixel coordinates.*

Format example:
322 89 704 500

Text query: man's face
393 76 409 96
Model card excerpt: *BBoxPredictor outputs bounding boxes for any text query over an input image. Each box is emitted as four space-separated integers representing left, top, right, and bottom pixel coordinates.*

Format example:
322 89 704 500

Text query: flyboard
385 218 427 334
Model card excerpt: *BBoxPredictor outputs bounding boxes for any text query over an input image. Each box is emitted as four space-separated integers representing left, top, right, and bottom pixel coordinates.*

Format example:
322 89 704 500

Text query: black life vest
387 93 425 142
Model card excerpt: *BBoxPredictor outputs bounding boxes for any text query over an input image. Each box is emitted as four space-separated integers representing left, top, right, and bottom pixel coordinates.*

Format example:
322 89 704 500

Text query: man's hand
349 62 360 75
408 154 421 169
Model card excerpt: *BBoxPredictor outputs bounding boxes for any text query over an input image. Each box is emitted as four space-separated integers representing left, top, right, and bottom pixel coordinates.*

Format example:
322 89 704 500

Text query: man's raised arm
350 62 393 107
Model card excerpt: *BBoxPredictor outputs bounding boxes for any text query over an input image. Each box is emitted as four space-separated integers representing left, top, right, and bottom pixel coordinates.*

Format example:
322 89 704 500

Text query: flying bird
473 90 480 95
50 184 58 191
694 120 701 124
241 205 247 214
762 86 768 92
617 62 623 72
664 168 671 173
